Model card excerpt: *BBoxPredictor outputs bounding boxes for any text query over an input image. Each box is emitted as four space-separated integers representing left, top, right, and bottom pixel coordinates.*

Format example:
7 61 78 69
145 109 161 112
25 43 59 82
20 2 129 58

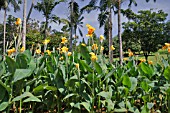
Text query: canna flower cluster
15 18 21 25
45 50 51 55
89 52 98 61
36 49 41 54
86 24 95 37
7 48 16 56
100 35 104 43
162 43 170 53
92 44 98 50
20 47 25 52
128 49 134 57
61 37 68 44
43 39 50 45
111 45 115 51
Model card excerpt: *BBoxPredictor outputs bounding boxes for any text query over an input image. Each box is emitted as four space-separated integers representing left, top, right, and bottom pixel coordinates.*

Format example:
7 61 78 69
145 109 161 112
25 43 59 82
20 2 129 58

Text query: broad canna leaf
94 62 102 74
81 102 90 112
122 75 131 88
23 96 41 103
97 91 111 99
140 63 154 77
12 92 33 102
0 61 5 77
129 77 137 91
0 102 8 111
80 45 91 64
16 53 28 69
5 56 17 74
164 66 170 81
13 69 32 83
79 60 93 72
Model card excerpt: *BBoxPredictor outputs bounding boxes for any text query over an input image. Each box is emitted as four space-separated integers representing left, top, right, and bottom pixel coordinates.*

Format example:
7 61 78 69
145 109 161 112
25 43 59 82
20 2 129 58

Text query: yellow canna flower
111 45 115 51
89 52 95 56
7 48 16 56
100 35 104 42
68 52 72 56
100 46 104 51
165 43 170 47
86 24 95 37
36 49 41 54
123 58 128 61
15 18 21 25
81 43 86 47
92 44 98 50
139 58 146 63
61 37 68 44
129 51 134 57
168 48 170 53
59 56 64 60
75 63 79 69
46 50 51 55
162 45 167 50
20 47 25 52
89 52 97 61
61 46 68 53
43 39 50 45
148 61 153 65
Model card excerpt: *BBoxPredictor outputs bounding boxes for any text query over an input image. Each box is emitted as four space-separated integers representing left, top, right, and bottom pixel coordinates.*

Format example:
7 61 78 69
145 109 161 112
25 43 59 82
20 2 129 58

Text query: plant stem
20 99 22 113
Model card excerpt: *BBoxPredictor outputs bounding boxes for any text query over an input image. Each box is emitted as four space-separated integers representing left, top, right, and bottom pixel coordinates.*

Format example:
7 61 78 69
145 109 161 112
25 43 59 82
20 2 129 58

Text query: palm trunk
69 0 74 51
3 9 7 60
109 7 113 63
22 0 27 49
118 0 123 65
26 0 34 22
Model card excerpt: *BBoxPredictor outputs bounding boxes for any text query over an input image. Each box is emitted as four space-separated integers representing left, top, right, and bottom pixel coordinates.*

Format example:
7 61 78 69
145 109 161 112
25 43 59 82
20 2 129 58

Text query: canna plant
1 22 170 113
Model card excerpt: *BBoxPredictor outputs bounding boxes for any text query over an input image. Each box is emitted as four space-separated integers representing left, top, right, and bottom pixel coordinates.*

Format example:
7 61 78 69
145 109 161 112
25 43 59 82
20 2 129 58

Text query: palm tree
34 0 65 39
22 0 27 49
0 0 20 60
26 0 35 22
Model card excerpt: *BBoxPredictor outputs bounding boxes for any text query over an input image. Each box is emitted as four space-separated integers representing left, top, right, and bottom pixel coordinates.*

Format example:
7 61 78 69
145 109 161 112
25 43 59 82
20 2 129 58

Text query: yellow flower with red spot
86 24 95 37
15 18 21 25
92 44 98 50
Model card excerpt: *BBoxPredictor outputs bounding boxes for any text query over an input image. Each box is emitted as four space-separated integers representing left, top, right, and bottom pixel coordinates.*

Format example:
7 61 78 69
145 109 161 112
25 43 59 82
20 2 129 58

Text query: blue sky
0 0 170 42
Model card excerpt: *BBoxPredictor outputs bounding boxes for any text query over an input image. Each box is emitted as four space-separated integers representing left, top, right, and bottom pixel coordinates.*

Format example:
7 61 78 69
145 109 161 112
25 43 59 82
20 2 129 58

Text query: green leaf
13 69 32 83
129 77 137 91
114 108 127 112
0 81 11 93
23 96 41 103
5 56 17 74
147 102 154 109
81 102 90 112
94 62 102 74
33 84 57 93
0 62 5 77
0 102 8 111
16 53 28 68
141 81 149 92
0 84 6 102
140 63 154 77
97 91 111 99
79 60 93 72
63 94 76 100
122 75 131 88
103 69 115 82
12 92 33 102
164 66 170 81
80 45 91 64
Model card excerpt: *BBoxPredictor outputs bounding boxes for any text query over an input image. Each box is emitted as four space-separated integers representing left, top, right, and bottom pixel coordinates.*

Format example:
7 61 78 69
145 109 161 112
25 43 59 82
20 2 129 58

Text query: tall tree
0 0 20 60
22 0 27 49
34 0 64 39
